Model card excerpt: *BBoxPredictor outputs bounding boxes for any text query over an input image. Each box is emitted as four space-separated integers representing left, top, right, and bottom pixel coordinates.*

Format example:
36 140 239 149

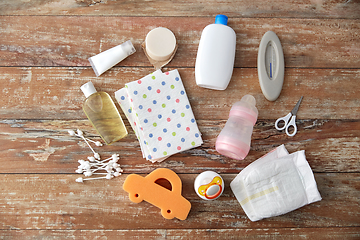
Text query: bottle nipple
241 95 256 106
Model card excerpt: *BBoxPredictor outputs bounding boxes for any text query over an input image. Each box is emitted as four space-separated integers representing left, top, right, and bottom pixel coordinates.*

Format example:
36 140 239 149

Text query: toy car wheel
129 192 143 203
161 208 174 219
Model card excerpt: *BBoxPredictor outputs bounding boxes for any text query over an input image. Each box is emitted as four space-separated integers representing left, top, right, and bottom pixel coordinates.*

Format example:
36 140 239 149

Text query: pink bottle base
215 137 250 160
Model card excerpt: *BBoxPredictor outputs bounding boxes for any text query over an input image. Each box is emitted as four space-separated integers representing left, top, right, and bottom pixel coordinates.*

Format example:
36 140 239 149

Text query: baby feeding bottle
215 95 258 160
81 82 128 145
195 14 236 90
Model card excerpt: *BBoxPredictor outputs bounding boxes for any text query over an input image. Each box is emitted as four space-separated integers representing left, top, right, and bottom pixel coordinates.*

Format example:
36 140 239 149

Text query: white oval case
257 31 284 101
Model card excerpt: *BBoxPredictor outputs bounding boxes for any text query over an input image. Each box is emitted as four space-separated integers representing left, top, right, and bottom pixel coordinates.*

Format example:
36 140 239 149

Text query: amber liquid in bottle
83 92 127 145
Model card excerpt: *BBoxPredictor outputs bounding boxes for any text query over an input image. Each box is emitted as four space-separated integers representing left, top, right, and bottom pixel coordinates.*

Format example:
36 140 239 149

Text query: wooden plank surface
0 119 359 173
0 0 359 239
0 0 359 19
0 16 358 68
1 228 360 240
0 67 359 120
0 174 359 230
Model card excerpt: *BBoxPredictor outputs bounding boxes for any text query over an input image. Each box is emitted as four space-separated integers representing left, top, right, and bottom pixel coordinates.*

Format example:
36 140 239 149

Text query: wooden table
1 1 359 239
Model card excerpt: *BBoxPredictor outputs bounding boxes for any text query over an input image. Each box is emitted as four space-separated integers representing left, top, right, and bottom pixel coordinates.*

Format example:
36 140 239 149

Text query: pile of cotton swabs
68 129 123 183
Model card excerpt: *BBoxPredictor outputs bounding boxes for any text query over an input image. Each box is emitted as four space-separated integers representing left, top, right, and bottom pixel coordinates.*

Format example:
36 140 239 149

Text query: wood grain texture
0 0 359 239
0 0 359 19
0 16 359 68
1 228 360 240
0 67 359 120
0 119 359 174
0 174 359 230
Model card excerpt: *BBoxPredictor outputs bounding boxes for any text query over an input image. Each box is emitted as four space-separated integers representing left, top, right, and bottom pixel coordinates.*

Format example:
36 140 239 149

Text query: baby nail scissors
275 96 303 137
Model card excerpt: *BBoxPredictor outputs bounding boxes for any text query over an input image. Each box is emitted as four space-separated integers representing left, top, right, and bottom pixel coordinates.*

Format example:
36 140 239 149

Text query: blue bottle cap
215 14 228 25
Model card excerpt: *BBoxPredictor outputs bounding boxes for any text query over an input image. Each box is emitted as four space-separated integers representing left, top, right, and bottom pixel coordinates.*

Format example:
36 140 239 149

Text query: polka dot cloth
115 69 203 162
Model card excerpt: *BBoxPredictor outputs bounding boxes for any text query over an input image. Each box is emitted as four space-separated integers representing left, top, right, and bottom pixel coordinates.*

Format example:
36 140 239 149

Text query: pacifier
194 171 224 200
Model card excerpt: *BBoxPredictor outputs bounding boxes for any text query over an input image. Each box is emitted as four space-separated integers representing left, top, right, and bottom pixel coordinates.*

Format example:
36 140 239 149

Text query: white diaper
230 145 322 221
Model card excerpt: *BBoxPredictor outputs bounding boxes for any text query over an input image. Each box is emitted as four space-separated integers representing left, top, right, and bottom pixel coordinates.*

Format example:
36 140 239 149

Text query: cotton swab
69 128 123 183
68 130 103 146
76 174 114 182
68 129 102 159
75 155 123 182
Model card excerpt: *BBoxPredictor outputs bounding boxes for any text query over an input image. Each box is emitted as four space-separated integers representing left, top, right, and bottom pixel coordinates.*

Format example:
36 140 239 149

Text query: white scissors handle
285 115 297 137
275 112 292 131
275 96 303 137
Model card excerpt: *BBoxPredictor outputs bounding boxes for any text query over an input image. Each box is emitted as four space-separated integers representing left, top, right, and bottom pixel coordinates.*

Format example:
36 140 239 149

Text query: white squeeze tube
88 40 136 77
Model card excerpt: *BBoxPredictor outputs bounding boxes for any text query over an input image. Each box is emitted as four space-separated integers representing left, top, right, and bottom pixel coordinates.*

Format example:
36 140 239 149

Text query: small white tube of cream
88 40 136 77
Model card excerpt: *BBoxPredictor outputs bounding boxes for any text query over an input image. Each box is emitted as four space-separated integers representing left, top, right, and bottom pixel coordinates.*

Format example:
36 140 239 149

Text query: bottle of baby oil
80 82 128 145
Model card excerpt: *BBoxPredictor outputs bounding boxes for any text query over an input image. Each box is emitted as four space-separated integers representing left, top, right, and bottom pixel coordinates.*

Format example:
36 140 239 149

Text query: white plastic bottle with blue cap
195 15 236 90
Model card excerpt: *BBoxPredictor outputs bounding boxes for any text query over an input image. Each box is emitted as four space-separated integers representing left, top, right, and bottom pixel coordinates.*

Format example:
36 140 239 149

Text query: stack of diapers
115 69 203 163
230 145 321 221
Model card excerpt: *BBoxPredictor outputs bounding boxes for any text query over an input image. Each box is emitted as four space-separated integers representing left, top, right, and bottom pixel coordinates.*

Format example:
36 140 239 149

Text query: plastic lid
121 40 136 56
215 14 228 25
80 82 97 98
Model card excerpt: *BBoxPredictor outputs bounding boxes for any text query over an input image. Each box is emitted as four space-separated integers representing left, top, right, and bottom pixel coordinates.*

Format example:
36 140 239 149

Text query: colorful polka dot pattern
115 69 203 162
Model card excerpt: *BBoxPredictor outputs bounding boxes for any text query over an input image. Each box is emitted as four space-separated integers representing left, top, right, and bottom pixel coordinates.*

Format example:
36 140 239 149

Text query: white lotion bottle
195 15 236 90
